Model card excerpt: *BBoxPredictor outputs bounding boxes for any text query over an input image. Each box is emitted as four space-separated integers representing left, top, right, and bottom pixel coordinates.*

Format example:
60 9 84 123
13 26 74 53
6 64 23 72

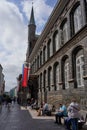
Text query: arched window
74 5 82 33
61 55 69 89
48 67 52 91
38 76 40 92
43 70 46 92
43 46 46 63
53 62 59 90
76 55 84 87
47 39 52 59
70 3 83 36
84 0 87 21
72 46 84 88
62 22 68 43
40 51 42 66
60 18 68 45
53 31 59 53
40 73 42 92
64 62 69 89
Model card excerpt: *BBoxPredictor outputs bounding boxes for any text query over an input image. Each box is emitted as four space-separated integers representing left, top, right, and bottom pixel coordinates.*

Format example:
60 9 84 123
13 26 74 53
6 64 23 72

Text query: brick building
26 0 87 110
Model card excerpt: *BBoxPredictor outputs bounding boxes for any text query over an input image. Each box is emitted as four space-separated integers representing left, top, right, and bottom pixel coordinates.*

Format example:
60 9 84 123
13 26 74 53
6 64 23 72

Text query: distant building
10 87 17 98
0 64 5 95
26 0 87 110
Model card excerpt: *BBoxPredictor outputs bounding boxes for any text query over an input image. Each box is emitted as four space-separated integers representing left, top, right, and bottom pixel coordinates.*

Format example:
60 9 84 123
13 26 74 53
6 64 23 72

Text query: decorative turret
26 3 39 62
28 5 36 55
29 6 35 25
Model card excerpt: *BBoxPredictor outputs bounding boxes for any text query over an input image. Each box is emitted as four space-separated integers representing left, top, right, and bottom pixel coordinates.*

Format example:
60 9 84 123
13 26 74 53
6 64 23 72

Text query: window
43 71 46 92
55 65 59 90
40 51 42 66
85 0 87 3
47 39 52 58
55 33 59 51
38 76 40 92
74 5 82 33
76 55 84 87
47 40 51 58
62 22 68 43
53 31 59 52
64 63 69 89
48 67 52 91
43 46 46 63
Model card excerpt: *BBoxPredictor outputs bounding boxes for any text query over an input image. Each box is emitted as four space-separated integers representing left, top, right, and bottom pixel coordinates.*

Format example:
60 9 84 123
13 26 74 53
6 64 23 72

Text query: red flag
22 64 28 87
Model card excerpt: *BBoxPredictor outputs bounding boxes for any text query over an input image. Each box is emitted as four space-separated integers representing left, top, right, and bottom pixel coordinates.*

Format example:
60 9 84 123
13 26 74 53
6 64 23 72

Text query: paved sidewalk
27 106 55 119
27 106 87 130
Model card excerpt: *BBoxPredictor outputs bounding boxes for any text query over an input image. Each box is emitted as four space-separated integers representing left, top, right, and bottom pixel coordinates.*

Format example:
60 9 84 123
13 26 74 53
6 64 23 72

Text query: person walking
67 98 80 130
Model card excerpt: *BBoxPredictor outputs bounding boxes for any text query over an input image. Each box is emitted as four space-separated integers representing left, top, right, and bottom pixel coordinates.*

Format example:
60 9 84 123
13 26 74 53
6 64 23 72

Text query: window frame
64 62 69 89
73 5 83 33
76 55 84 87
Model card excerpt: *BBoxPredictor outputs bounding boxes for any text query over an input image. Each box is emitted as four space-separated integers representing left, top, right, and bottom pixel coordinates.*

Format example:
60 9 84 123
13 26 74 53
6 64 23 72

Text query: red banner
22 65 28 87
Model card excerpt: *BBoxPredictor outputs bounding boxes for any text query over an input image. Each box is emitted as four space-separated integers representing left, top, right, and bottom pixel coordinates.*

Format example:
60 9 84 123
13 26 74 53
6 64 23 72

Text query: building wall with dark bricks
28 0 87 110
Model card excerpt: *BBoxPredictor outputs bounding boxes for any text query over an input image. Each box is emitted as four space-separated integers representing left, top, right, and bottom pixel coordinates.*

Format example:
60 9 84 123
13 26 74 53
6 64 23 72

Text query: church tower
26 5 36 61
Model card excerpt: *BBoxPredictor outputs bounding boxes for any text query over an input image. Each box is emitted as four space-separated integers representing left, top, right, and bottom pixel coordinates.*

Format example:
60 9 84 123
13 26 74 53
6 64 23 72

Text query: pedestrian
54 103 67 124
67 98 80 130
42 101 49 115
64 107 72 130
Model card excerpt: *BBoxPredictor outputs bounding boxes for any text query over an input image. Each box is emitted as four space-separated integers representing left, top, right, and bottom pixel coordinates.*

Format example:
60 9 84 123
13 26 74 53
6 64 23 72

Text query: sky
0 0 58 92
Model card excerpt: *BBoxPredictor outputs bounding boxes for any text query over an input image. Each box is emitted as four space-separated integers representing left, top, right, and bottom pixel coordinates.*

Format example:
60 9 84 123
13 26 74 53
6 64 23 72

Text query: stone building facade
26 0 87 110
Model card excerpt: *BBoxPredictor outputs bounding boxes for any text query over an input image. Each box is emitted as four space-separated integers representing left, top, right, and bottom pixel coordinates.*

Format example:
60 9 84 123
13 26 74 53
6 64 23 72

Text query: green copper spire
29 6 35 25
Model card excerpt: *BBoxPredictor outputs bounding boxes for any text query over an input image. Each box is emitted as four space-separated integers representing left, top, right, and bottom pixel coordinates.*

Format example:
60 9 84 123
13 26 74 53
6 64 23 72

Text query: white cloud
0 0 27 91
0 0 56 92
22 0 53 33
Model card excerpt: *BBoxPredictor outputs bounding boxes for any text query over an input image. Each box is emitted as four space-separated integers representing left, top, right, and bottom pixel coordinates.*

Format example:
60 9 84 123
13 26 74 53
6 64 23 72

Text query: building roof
29 6 35 25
